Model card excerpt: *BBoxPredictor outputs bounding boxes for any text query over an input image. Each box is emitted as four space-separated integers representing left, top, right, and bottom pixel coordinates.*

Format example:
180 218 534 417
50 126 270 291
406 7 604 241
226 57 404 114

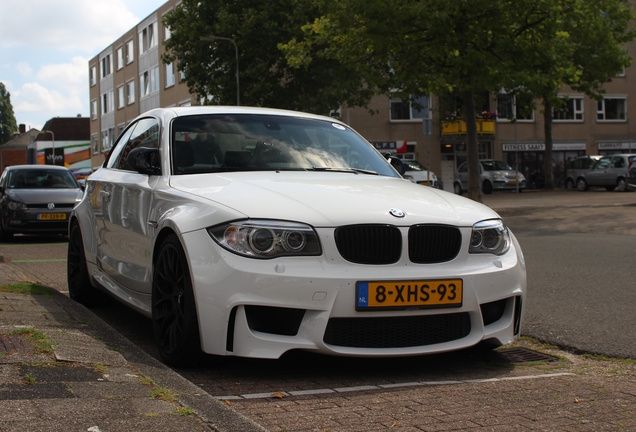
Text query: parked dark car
572 154 636 192
0 165 83 241
565 156 601 190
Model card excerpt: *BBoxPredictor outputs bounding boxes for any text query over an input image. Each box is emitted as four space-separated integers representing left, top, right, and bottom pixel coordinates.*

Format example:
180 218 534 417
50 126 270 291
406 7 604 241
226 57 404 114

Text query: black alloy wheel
67 222 100 306
152 234 201 366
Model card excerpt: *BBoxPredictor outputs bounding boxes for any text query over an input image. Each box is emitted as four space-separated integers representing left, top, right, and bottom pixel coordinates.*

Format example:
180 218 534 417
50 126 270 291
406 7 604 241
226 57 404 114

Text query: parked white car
454 160 526 195
68 107 526 366
401 159 440 188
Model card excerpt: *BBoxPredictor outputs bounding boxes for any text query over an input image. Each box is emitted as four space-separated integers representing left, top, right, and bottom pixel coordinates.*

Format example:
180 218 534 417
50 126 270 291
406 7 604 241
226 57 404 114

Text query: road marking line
215 372 576 401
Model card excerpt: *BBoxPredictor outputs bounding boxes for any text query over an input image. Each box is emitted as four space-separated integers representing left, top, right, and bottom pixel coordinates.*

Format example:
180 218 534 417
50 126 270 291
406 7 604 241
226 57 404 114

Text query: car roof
4 164 71 171
145 106 341 124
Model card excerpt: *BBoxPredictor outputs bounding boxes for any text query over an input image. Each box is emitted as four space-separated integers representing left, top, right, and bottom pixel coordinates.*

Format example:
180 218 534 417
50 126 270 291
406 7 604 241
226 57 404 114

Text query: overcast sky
0 0 164 131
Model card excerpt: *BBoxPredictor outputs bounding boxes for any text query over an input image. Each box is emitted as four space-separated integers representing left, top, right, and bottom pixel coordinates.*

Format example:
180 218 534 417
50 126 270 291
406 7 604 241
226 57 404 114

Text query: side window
613 157 625 168
595 157 611 169
106 124 137 169
458 163 468 173
113 118 160 170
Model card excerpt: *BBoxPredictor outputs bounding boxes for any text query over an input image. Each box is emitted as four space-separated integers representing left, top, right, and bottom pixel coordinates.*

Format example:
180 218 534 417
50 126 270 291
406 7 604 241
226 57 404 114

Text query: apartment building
88 0 192 171
89 1 636 191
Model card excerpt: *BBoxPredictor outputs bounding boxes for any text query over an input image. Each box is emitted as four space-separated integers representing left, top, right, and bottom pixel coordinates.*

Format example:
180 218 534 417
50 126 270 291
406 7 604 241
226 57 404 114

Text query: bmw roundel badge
389 208 405 218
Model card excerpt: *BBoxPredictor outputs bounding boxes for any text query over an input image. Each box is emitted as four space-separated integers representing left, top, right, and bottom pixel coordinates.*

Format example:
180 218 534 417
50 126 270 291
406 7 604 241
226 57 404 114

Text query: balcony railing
442 119 496 136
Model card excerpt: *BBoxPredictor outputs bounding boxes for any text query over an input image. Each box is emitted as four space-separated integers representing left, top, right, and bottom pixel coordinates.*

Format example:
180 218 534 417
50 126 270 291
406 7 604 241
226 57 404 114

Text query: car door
610 156 627 184
97 117 160 294
585 156 612 186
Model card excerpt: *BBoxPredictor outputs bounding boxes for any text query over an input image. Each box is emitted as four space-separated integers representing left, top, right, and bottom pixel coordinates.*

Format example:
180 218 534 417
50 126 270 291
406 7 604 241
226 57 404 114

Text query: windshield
481 160 512 171
402 160 427 171
8 169 79 189
170 114 398 177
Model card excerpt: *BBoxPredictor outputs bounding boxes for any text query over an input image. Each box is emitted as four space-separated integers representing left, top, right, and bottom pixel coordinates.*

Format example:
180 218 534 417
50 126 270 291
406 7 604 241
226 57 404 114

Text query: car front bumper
183 228 527 359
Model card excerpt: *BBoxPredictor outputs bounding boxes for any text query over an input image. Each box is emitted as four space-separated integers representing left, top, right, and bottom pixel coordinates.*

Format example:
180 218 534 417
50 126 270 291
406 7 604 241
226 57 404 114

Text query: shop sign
503 143 585 152
371 141 408 153
598 142 635 150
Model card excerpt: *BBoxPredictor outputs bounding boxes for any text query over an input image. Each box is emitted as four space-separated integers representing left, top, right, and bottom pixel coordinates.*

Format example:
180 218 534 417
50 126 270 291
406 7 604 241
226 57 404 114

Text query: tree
162 0 372 115
503 0 635 189
0 82 18 145
282 0 556 201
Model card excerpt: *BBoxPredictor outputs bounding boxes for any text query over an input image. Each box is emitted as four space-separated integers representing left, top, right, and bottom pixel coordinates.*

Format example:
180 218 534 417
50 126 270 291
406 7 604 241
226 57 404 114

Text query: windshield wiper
309 167 378 175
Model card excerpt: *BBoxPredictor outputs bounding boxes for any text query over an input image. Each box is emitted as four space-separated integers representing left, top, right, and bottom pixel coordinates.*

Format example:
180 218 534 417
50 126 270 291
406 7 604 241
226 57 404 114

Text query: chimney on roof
19 124 26 134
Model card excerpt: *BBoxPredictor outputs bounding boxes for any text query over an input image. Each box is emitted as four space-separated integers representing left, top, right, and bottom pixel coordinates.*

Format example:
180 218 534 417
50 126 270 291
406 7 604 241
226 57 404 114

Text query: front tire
67 222 100 306
152 234 201 367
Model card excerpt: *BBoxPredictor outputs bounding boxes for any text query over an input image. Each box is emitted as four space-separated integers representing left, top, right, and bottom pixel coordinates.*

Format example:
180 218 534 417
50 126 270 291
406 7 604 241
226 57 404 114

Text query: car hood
169 172 499 227
5 188 82 205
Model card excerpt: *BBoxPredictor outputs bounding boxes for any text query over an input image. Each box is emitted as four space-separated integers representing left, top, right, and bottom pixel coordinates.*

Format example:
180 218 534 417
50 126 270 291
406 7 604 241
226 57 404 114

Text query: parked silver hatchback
565 155 601 190
574 154 636 192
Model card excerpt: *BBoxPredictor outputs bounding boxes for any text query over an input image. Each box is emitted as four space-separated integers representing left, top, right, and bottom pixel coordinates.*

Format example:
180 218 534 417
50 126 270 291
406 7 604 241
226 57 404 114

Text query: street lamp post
42 130 56 165
200 36 240 106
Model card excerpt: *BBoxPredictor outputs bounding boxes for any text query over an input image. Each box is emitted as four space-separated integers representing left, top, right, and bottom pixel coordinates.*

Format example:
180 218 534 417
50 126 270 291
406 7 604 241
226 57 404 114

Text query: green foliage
0 82 18 145
0 283 55 296
162 0 370 115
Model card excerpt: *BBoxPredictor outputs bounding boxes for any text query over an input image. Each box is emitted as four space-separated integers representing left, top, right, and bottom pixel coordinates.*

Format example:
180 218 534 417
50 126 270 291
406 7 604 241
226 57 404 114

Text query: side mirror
127 147 161 175
384 153 406 176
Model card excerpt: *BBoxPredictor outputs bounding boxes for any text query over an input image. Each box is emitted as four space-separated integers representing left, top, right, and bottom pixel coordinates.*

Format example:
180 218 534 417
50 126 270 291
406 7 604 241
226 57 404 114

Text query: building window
390 95 429 121
496 93 534 121
90 66 97 86
117 86 125 109
150 66 160 93
139 22 158 55
140 71 149 97
92 134 99 155
597 97 626 121
100 54 111 79
554 96 583 121
91 99 97 120
101 91 114 115
101 128 114 152
116 47 124 70
165 62 175 88
127 80 135 105
179 69 186 83
126 40 134 64
164 24 171 40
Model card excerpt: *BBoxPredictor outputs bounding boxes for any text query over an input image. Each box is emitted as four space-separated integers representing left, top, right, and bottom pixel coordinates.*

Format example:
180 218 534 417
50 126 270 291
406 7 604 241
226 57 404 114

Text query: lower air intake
323 313 471 348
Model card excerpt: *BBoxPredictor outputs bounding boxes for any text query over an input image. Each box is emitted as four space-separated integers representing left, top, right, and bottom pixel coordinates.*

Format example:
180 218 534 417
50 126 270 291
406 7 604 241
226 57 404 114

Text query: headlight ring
469 219 510 255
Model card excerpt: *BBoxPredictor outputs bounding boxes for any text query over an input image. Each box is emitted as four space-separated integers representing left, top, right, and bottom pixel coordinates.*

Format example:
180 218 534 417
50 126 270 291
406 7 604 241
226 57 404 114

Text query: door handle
99 190 111 199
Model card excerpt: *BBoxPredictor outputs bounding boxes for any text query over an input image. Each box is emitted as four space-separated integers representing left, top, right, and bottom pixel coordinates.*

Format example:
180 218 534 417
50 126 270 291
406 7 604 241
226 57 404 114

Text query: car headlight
493 173 505 180
469 219 510 255
7 200 27 211
208 219 322 259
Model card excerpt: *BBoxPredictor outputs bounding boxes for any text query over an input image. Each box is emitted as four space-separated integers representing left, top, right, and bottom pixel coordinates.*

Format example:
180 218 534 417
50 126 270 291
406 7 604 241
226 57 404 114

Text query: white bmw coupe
68 107 526 366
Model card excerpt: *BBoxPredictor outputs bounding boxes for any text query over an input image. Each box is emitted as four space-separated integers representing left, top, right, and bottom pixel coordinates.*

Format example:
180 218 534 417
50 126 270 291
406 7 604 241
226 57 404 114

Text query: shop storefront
502 142 586 189
597 141 636 155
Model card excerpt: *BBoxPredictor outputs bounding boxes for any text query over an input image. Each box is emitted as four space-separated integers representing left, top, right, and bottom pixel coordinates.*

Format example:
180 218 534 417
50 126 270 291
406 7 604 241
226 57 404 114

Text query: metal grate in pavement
0 334 34 354
497 347 558 363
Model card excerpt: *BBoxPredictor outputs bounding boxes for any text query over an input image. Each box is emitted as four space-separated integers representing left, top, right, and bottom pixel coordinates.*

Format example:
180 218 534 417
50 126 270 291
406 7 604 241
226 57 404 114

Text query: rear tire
482 181 493 195
617 178 627 192
67 222 101 306
576 178 588 191
152 234 202 367
565 179 574 190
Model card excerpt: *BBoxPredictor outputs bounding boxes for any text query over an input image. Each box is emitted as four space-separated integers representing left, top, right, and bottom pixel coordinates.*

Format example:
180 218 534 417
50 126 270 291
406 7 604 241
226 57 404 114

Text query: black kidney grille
335 225 402 264
323 313 471 348
408 225 462 264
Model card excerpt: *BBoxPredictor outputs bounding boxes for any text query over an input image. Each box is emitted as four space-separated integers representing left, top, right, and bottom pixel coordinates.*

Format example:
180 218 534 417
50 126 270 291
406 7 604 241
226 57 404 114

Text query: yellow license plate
356 279 463 310
509 180 517 185
37 213 67 220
